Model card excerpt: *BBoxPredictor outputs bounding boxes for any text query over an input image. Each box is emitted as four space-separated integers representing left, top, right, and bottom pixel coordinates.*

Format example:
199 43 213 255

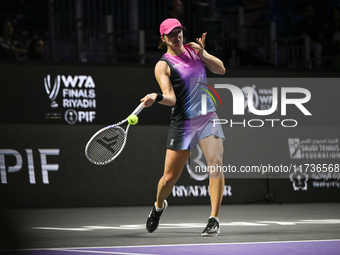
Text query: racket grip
131 102 144 116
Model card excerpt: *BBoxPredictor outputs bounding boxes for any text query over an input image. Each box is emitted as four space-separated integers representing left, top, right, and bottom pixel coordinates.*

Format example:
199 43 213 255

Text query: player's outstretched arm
187 32 226 75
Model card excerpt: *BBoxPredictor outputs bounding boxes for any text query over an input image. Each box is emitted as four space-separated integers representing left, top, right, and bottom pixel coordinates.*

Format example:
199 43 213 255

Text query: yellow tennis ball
128 114 138 125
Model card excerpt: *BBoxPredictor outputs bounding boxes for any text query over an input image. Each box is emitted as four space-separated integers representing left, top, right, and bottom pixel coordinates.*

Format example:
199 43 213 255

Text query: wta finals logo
43 74 97 124
44 75 60 108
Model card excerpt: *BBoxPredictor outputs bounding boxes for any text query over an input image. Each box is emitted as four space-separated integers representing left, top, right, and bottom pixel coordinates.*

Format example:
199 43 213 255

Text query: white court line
32 222 267 231
32 219 340 231
93 239 340 249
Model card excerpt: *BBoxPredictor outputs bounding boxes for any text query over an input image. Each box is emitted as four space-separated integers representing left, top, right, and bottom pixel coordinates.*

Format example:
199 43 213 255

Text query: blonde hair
158 40 167 49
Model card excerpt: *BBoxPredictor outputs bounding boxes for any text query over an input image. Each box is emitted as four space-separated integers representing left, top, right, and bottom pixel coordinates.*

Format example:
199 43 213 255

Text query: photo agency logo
199 78 312 128
44 75 96 124
187 78 314 181
199 82 223 114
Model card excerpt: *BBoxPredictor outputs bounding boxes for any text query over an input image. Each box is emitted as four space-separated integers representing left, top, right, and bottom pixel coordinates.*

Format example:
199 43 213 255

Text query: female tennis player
141 18 226 236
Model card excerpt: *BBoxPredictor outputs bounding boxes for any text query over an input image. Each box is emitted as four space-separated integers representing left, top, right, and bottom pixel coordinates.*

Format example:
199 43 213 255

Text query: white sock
154 202 164 212
209 216 219 223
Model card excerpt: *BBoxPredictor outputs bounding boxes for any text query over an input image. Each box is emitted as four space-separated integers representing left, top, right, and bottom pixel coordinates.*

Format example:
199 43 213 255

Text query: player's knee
209 155 223 168
163 173 179 187
207 155 223 178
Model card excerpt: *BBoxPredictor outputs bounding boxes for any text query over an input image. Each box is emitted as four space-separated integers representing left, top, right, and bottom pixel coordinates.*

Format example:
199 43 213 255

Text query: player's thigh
198 135 224 165
163 149 190 180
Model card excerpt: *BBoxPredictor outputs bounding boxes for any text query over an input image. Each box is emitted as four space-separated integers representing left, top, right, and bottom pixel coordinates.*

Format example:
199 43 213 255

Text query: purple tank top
160 44 215 121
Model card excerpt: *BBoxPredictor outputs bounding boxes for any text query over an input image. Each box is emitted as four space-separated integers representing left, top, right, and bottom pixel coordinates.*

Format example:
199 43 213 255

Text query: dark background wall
1 63 340 208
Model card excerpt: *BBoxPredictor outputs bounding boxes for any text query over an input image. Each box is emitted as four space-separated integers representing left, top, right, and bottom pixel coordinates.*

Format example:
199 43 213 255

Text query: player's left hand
196 32 207 57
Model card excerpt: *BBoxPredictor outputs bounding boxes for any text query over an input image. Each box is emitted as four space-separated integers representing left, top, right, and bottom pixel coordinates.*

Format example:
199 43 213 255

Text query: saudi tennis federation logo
199 82 222 114
288 138 302 159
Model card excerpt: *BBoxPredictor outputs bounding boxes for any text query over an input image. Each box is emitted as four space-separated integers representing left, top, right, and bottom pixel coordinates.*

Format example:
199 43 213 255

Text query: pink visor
159 18 185 36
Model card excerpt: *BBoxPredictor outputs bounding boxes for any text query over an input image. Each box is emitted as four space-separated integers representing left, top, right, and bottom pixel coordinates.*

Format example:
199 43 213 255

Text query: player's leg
146 149 190 233
155 149 190 208
199 135 224 216
199 135 224 236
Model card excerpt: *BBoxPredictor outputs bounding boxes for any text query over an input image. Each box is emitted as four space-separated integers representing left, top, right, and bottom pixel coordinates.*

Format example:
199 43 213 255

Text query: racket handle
131 102 144 116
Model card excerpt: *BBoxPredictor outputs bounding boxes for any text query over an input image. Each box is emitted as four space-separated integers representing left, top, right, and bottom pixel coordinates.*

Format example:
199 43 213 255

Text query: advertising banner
0 63 171 125
0 124 168 208
1 64 340 207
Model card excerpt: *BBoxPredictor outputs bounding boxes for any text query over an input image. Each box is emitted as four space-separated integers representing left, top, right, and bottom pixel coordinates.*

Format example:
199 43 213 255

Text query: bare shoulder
155 60 168 70
186 42 199 52
155 60 170 77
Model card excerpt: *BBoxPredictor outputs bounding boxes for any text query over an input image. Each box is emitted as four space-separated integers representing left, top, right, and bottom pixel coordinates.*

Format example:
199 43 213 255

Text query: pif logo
0 149 59 184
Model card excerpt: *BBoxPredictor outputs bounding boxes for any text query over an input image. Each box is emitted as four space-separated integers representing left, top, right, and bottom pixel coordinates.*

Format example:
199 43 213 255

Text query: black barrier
0 125 168 208
1 63 340 208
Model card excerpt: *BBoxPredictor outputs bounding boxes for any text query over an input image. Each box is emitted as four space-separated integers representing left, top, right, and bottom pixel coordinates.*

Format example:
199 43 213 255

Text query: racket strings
86 127 126 165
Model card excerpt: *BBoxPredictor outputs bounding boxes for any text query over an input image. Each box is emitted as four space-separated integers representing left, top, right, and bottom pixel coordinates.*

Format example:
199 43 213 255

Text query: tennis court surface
1 203 340 254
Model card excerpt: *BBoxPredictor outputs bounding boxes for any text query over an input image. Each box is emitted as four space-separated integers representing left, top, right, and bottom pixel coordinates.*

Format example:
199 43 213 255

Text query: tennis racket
85 102 144 165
